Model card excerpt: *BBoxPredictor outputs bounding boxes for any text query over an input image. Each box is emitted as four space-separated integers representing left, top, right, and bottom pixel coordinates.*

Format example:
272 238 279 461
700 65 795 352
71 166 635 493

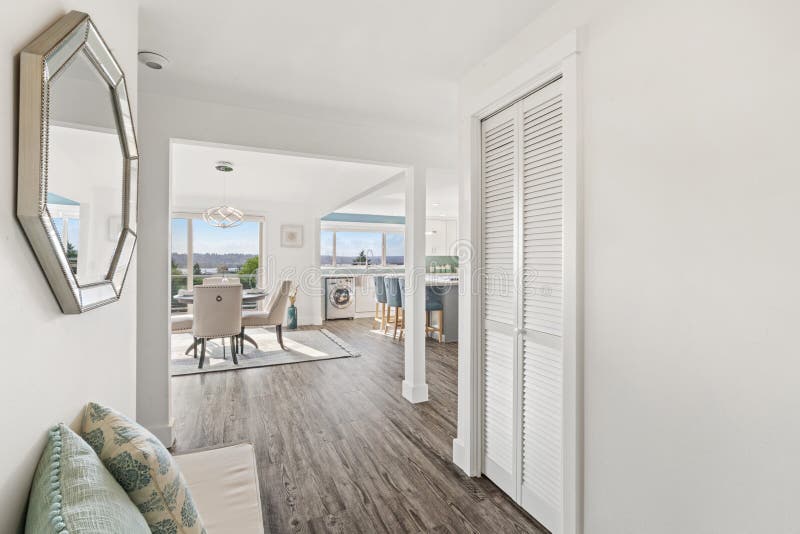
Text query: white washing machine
325 277 355 320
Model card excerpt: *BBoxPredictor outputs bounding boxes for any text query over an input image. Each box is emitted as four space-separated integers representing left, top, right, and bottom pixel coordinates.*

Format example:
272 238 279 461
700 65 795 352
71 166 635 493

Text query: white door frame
453 31 583 534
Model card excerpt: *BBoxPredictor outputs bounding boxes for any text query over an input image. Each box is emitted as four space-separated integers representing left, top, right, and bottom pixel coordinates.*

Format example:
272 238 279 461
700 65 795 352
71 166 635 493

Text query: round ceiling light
138 51 169 70
214 161 234 172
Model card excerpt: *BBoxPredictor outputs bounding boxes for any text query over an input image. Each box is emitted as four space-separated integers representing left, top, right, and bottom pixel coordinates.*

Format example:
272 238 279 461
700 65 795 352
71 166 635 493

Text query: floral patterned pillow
81 402 206 534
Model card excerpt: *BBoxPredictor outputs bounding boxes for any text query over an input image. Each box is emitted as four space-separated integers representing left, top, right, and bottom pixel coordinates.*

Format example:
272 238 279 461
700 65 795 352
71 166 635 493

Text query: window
320 228 404 266
171 218 189 313
170 214 264 314
320 230 334 265
193 220 260 288
335 232 382 265
385 232 405 265
49 206 80 276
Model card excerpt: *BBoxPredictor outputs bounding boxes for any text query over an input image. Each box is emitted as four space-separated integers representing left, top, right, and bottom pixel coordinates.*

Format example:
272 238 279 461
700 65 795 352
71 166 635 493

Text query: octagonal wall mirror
17 11 138 313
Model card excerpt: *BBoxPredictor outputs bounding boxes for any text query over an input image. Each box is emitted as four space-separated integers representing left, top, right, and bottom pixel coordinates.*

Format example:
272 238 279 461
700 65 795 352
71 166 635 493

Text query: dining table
173 289 269 354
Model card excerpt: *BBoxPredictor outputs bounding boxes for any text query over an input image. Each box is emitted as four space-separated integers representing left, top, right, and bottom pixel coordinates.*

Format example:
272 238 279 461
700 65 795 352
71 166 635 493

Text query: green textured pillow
81 402 206 534
25 423 149 534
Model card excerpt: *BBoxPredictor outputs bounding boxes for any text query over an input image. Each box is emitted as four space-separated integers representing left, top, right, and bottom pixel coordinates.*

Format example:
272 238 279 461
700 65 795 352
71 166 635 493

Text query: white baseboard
451 438 480 476
402 380 429 403
452 438 467 474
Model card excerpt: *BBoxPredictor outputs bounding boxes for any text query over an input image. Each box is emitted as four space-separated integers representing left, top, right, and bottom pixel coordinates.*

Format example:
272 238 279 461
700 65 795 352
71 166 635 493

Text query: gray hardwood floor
172 318 545 533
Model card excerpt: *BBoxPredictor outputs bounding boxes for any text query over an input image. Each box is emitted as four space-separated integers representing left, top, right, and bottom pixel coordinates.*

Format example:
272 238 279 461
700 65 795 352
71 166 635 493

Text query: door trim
453 30 583 534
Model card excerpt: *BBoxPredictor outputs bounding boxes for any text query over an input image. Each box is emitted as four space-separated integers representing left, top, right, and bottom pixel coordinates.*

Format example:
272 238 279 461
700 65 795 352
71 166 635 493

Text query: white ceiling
172 142 403 215
138 0 556 134
336 177 405 216
337 169 459 218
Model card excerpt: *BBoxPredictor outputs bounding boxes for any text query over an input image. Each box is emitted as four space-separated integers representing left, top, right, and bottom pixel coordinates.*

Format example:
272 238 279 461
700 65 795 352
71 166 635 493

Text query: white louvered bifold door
480 105 518 497
480 76 565 534
520 78 564 533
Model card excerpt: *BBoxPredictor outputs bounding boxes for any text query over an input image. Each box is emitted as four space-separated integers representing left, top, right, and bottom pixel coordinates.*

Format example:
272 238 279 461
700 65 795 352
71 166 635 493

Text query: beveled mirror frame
17 11 138 314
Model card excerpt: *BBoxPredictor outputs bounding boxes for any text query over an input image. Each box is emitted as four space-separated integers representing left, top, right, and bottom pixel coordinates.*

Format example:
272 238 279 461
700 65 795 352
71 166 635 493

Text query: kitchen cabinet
426 218 458 255
445 219 458 255
354 275 376 314
425 219 445 255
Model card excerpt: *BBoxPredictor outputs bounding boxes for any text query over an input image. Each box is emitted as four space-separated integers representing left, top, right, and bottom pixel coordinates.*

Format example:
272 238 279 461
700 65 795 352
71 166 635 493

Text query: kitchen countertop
383 274 460 286
321 272 459 286
320 268 404 278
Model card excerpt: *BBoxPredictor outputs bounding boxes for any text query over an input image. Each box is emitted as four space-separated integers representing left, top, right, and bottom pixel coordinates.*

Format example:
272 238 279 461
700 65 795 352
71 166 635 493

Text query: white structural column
453 111 480 474
402 166 428 403
136 130 173 446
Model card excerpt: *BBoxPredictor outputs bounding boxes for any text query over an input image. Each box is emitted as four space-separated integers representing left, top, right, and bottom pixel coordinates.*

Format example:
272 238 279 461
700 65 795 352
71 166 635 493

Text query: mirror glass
46 49 123 286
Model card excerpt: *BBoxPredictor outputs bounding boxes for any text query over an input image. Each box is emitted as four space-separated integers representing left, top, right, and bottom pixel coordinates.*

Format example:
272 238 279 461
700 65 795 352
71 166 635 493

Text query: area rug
171 328 359 376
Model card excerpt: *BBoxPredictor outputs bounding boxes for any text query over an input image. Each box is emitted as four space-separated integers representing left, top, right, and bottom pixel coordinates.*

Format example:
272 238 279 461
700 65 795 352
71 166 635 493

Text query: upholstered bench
175 443 264 533
25 402 265 534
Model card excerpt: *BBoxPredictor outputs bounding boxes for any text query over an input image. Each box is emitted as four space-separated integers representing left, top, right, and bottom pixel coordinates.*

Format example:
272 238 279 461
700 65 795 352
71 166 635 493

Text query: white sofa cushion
174 443 264 534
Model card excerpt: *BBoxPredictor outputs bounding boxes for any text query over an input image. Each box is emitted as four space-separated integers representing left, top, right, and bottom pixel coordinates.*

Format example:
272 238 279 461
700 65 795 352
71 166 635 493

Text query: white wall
459 0 800 532
138 91 456 444
264 206 322 326
0 2 138 532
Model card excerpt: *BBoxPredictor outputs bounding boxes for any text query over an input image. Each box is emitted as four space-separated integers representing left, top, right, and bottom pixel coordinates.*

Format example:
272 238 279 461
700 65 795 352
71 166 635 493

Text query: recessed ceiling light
214 161 234 172
440 213 447 217
432 202 440 207
138 51 169 70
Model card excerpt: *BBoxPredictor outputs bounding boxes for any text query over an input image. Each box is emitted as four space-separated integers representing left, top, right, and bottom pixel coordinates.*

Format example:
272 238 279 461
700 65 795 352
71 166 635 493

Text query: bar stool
384 277 403 340
397 278 406 341
373 276 388 329
425 286 444 343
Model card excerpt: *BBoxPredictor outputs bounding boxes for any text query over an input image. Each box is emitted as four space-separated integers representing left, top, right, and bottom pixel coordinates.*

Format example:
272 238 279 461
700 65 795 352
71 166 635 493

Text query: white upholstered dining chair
239 280 292 351
193 284 243 369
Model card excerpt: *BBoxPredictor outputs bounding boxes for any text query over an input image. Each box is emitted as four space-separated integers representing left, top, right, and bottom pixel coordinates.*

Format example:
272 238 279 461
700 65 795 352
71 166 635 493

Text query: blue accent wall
46 192 79 206
321 212 405 225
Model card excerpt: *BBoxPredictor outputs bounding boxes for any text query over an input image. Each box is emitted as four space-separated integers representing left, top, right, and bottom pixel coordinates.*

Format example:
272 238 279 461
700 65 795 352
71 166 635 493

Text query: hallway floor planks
172 318 545 533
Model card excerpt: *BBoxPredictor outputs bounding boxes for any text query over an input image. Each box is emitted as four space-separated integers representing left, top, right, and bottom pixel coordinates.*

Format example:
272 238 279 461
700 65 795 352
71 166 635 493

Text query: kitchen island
384 274 459 343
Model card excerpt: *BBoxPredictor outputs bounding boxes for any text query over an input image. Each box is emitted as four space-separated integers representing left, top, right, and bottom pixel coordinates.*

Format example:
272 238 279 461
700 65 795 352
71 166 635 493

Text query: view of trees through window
335 231 382 265
171 217 261 313
320 229 404 266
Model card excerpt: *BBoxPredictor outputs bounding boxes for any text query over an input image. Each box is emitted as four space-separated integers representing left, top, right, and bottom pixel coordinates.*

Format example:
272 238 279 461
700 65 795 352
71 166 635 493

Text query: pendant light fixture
203 161 244 228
